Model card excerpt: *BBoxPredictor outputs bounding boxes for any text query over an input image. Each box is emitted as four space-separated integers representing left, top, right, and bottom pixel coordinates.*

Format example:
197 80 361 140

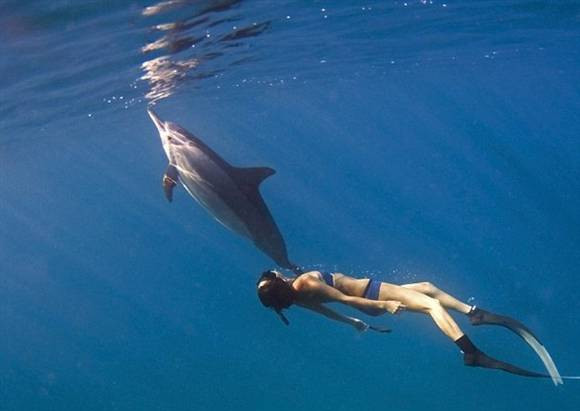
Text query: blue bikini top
320 271 334 287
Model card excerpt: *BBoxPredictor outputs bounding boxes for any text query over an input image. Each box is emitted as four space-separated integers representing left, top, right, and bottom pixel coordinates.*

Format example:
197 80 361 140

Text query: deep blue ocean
1 1 579 410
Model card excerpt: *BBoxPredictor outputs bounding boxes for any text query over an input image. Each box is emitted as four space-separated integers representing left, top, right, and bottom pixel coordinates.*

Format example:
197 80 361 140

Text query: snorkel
275 308 290 325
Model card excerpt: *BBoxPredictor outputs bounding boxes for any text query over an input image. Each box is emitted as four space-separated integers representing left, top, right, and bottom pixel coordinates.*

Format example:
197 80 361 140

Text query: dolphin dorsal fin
232 166 276 212
233 166 276 187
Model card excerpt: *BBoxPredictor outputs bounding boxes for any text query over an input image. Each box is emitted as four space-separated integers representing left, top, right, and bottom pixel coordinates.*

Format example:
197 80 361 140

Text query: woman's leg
339 279 552 379
343 283 465 341
401 282 472 314
378 283 465 341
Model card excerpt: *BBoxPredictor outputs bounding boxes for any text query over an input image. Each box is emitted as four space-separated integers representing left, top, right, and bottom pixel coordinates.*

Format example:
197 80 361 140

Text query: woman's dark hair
257 271 296 311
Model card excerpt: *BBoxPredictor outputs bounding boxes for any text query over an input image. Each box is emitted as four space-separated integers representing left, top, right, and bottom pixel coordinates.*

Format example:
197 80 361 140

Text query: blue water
1 1 579 410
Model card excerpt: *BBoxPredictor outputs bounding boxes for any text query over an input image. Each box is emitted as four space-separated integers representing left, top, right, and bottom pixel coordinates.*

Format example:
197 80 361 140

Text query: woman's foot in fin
455 334 548 379
467 309 563 385
467 307 541 342
463 349 548 378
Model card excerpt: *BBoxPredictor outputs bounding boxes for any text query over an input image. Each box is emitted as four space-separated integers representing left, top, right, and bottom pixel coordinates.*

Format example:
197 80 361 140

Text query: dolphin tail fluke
273 257 302 275
163 164 179 202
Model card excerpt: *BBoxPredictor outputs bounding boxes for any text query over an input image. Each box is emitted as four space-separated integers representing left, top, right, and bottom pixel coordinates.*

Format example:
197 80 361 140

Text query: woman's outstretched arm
296 302 369 331
295 276 393 314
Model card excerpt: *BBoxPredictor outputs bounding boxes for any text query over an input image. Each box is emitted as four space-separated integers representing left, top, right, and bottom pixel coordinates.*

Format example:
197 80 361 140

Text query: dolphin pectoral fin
163 176 176 202
233 166 276 186
163 164 179 202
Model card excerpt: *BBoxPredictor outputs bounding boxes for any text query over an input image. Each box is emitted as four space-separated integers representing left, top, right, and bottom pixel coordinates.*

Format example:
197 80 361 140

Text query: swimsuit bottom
363 279 381 300
321 271 381 300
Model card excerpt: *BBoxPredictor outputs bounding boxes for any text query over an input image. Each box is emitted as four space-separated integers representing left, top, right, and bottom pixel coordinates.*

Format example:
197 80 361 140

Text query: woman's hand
384 301 405 315
353 318 370 332
354 318 391 333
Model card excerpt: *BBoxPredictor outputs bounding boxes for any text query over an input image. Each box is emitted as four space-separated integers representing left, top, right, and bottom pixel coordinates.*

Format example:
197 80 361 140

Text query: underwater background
1 1 579 410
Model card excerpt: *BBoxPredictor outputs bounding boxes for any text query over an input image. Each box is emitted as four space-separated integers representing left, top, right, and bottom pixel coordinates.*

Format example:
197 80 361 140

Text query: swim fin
468 307 562 385
456 335 551 379
468 307 540 341
465 349 551 378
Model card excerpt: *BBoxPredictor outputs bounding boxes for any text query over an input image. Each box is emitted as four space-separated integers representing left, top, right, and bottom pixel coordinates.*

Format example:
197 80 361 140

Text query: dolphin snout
147 108 166 133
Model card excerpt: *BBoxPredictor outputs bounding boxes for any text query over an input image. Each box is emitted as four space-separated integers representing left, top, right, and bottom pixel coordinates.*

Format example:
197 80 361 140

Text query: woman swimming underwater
256 269 566 384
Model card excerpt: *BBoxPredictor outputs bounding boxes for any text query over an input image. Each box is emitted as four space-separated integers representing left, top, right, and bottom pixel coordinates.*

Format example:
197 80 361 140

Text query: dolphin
147 108 297 271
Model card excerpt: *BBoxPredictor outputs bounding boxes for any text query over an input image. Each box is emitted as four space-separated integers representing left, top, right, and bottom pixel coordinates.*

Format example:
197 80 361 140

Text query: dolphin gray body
148 109 296 270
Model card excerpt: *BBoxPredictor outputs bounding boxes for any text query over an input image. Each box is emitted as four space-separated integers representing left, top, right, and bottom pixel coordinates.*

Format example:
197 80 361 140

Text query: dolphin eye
168 136 172 141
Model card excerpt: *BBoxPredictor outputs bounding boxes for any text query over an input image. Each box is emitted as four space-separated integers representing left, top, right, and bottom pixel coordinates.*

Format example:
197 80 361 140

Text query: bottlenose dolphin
147 109 297 271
